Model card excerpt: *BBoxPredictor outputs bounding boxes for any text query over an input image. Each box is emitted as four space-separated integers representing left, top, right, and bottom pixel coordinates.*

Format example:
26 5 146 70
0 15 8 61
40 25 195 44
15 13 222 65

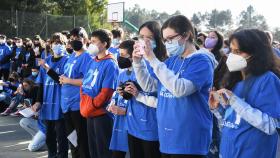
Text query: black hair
162 15 195 42
9 72 20 81
22 78 36 88
209 30 224 61
0 34 7 39
61 30 71 39
197 32 207 39
222 29 280 90
139 21 168 61
70 27 88 39
119 40 135 57
91 29 111 49
224 39 229 47
111 29 122 39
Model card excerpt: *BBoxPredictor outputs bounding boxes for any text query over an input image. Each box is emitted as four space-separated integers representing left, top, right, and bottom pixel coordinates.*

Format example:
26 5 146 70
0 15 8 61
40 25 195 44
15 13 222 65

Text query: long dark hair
139 21 168 61
22 78 37 89
222 29 280 90
209 30 224 61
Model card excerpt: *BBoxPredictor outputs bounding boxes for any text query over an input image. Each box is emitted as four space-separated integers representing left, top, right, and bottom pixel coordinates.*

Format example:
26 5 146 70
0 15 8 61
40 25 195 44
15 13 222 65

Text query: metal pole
16 10 18 37
73 15 76 28
45 14 48 39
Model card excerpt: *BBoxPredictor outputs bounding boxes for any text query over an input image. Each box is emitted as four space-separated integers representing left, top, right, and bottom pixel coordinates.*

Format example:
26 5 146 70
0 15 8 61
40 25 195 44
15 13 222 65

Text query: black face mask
71 40 83 51
9 78 15 82
117 56 132 69
66 48 74 54
34 43 40 47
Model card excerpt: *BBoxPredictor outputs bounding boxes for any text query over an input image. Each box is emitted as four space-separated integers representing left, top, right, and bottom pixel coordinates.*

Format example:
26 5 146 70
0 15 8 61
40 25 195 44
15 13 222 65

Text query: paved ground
0 115 131 158
0 116 49 158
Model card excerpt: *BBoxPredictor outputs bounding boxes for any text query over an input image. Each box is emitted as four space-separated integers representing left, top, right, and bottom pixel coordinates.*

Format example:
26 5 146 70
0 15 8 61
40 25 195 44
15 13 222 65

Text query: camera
118 80 142 100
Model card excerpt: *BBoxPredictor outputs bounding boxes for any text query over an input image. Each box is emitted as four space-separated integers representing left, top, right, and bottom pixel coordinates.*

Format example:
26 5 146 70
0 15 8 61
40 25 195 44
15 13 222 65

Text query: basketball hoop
107 2 124 23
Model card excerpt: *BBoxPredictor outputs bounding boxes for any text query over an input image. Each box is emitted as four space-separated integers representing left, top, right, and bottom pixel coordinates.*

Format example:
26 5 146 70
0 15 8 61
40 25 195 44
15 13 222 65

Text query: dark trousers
207 116 220 158
112 151 126 158
64 111 90 158
45 119 69 158
87 114 113 158
128 134 161 158
161 154 205 158
0 69 10 81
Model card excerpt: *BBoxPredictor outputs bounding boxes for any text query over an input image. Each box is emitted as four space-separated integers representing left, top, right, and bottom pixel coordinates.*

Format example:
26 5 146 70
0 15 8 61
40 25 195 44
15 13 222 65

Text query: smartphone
212 91 227 107
137 39 145 55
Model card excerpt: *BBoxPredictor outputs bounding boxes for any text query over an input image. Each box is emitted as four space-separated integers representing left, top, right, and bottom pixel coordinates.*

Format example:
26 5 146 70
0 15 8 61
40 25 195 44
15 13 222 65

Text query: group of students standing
1 14 280 158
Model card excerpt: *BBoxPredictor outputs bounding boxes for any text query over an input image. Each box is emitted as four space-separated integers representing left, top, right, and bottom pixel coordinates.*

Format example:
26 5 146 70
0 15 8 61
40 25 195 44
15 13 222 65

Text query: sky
108 0 279 29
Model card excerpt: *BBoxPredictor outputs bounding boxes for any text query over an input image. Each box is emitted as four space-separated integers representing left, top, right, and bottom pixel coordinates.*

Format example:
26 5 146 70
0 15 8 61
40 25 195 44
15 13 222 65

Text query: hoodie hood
195 48 219 69
94 53 116 62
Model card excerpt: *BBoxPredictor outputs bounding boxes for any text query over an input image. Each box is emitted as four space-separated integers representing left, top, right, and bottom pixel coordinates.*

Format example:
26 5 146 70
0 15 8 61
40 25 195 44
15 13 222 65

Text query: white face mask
0 39 5 44
226 53 248 72
87 44 99 56
16 43 22 47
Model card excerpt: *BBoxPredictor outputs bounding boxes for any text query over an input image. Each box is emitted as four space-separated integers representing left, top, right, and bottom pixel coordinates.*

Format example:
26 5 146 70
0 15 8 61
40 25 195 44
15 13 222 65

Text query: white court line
19 148 28 151
36 155 48 158
3 141 30 148
0 123 19 127
36 151 47 155
0 130 16 134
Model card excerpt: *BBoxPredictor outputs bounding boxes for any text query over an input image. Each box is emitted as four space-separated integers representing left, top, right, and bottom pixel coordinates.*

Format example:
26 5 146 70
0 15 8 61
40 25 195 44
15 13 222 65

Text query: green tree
206 9 232 32
238 5 268 30
273 28 280 42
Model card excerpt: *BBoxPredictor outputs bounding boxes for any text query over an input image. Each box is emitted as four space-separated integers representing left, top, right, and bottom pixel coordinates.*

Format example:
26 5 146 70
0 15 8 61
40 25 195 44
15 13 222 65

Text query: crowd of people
0 14 280 158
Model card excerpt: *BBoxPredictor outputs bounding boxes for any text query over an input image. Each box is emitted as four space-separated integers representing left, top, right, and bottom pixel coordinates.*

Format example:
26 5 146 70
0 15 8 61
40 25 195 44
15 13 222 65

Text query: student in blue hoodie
58 27 92 158
133 15 215 158
209 29 280 158
125 21 168 158
80 29 119 158
36 32 69 158
11 37 24 73
108 29 123 59
0 72 20 110
107 40 135 158
0 34 12 81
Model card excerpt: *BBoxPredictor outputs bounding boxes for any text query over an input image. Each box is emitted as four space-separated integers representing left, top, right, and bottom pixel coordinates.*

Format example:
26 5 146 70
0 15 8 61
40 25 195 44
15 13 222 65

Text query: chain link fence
0 9 92 39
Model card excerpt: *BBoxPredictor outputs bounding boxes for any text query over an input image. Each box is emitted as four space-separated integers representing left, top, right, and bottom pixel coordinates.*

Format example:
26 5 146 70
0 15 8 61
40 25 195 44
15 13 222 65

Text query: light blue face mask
150 40 156 50
52 44 65 56
32 71 38 77
165 39 185 56
112 39 120 47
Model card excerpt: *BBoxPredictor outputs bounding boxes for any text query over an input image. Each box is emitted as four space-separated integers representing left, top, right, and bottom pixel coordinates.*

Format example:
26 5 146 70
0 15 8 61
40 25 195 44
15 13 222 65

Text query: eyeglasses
163 33 184 44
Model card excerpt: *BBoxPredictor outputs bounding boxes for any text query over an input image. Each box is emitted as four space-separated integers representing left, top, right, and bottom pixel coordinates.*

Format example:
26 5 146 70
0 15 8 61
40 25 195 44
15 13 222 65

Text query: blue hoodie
0 43 12 69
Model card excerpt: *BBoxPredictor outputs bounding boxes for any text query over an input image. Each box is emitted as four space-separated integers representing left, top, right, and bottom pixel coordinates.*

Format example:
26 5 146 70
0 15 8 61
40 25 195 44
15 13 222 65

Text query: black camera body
119 80 142 100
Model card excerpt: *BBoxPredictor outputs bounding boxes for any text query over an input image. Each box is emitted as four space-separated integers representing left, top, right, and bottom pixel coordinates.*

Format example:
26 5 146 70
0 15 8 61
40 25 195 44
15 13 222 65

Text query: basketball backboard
107 2 124 23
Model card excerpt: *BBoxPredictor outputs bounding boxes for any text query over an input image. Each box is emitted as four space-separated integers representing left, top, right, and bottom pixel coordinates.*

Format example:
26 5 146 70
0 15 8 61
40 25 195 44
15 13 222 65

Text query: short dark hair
91 29 111 49
70 27 88 39
162 15 195 42
139 21 168 61
111 29 122 39
119 40 135 57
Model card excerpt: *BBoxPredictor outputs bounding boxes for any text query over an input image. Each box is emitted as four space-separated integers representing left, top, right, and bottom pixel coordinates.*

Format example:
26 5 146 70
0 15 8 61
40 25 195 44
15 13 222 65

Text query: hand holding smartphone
212 91 228 108
137 39 146 56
